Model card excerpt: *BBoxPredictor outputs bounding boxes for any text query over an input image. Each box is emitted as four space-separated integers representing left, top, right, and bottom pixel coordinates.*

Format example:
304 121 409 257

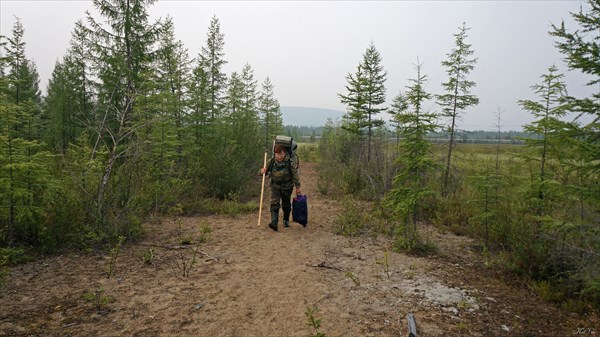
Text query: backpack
270 135 299 172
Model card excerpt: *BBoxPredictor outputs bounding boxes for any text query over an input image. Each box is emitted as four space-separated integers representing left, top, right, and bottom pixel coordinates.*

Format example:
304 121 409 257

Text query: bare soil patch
0 162 596 336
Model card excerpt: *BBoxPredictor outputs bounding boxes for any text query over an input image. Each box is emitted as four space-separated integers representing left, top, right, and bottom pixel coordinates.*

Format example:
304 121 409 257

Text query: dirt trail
0 162 595 336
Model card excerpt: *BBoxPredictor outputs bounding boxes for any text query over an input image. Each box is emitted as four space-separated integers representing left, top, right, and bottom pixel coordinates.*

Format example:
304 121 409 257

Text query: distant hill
280 106 344 127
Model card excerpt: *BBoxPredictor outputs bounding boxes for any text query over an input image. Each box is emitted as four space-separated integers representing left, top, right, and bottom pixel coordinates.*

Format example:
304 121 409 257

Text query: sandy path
0 162 593 336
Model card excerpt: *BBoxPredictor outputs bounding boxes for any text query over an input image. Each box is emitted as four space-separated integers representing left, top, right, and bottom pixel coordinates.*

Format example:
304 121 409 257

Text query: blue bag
292 194 308 227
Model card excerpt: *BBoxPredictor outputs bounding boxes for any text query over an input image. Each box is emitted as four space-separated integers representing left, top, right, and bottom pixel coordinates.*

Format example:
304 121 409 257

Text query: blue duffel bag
292 194 308 227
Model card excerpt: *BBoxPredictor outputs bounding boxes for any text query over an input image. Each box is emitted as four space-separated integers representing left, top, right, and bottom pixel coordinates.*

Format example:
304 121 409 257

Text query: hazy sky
1 0 595 130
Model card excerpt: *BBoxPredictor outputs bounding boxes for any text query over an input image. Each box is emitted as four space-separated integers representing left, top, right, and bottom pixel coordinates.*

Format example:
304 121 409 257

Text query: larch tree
388 91 409 147
200 15 228 121
519 65 569 214
550 0 599 178
339 43 387 163
384 61 438 250
189 55 210 145
437 23 479 196
339 63 367 141
259 77 282 151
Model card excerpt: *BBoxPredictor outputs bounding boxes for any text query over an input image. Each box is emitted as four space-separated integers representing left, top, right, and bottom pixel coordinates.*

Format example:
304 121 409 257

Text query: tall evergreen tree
0 23 53 247
200 15 227 120
189 56 210 145
550 0 599 176
518 65 569 212
224 68 262 184
384 61 438 250
153 17 191 158
339 64 367 140
67 20 95 140
259 77 282 151
437 23 479 196
388 91 409 147
241 63 259 125
84 0 163 222
45 58 76 153
4 18 43 142
339 43 387 163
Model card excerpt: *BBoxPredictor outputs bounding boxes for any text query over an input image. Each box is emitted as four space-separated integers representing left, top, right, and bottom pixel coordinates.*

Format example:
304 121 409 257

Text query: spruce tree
84 0 163 221
0 23 53 247
437 23 479 196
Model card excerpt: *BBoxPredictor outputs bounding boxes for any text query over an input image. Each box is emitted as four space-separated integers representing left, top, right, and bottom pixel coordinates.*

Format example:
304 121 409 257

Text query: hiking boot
283 211 290 228
269 211 278 231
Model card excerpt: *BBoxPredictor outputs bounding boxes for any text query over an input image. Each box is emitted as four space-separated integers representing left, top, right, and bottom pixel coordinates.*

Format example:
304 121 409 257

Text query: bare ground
0 162 597 337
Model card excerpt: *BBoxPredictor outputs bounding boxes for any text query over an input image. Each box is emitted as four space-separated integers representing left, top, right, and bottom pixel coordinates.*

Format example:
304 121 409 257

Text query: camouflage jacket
265 153 301 190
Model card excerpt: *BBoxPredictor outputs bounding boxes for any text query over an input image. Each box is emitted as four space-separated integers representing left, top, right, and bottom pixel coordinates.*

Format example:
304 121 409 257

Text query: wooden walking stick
258 152 267 227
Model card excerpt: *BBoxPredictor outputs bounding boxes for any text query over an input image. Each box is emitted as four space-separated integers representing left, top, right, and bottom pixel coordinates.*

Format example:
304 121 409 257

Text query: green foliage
0 247 32 266
345 271 361 286
0 266 8 292
258 77 283 151
305 306 326 337
140 248 154 265
105 235 125 279
338 42 387 162
392 225 436 256
334 197 367 237
376 251 391 278
437 23 479 196
383 61 440 254
174 242 205 279
82 287 113 312
297 142 319 163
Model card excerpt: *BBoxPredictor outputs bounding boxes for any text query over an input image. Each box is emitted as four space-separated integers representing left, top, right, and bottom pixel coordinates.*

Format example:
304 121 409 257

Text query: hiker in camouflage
260 144 301 231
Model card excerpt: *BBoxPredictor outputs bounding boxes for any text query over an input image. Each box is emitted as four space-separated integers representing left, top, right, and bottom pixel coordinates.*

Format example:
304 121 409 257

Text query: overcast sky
1 0 595 130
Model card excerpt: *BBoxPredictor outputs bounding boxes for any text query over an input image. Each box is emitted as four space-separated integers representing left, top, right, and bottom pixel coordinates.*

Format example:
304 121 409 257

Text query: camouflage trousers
270 186 292 216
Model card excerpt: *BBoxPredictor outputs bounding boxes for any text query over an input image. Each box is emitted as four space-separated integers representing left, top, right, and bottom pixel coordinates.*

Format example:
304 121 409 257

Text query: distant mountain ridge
280 106 344 127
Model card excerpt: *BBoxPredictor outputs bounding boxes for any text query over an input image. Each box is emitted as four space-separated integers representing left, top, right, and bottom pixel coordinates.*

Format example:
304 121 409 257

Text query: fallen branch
308 261 345 272
192 247 220 262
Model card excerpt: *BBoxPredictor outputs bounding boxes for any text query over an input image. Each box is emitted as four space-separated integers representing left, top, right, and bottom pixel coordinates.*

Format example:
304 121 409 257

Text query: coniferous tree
518 65 569 214
549 2 600 310
84 0 163 223
189 56 210 145
550 0 599 194
200 15 227 121
437 23 479 196
384 61 438 251
0 22 54 247
241 64 258 108
339 64 367 141
132 17 192 212
153 17 191 159
223 68 262 188
388 91 409 147
259 77 282 151
339 43 387 163
45 58 77 153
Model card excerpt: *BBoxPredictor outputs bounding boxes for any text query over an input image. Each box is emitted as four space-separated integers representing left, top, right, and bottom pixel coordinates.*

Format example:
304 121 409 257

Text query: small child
260 144 301 231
